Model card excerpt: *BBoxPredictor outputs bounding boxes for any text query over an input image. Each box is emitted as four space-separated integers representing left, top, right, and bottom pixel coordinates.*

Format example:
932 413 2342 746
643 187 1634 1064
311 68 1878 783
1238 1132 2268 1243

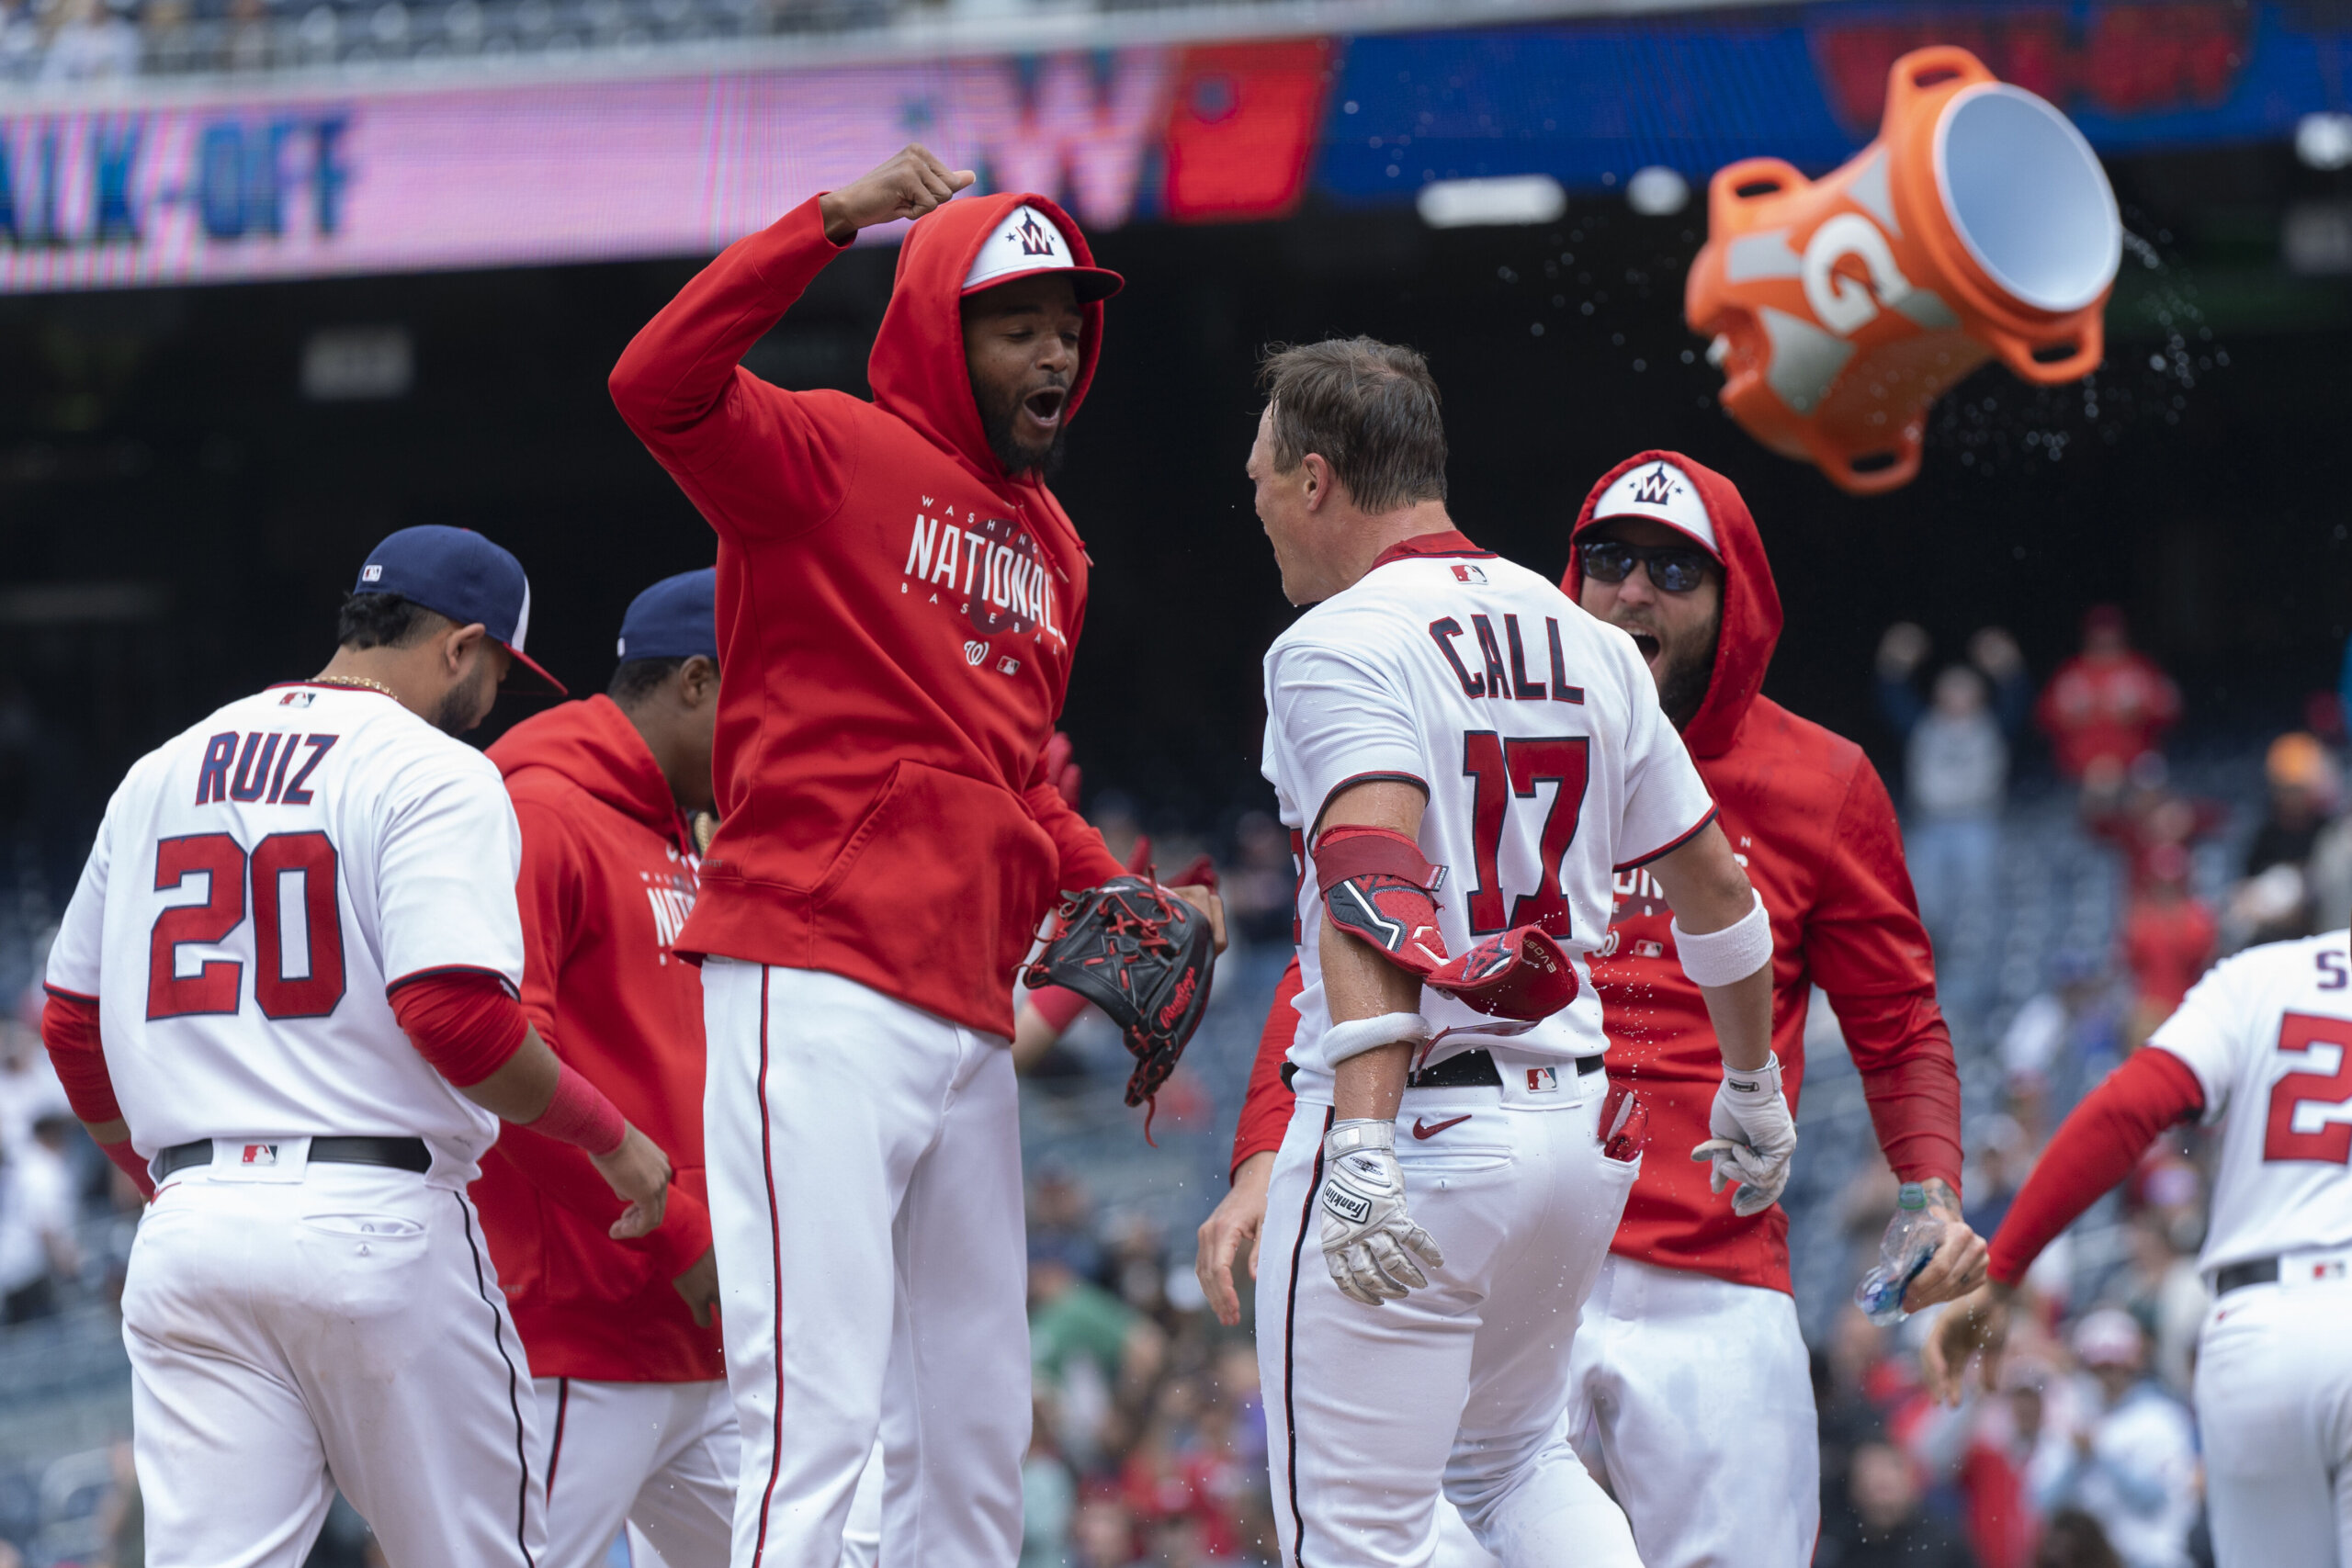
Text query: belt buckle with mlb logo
211 1136 311 1182
1526 1066 1559 1094
2311 1258 2349 1283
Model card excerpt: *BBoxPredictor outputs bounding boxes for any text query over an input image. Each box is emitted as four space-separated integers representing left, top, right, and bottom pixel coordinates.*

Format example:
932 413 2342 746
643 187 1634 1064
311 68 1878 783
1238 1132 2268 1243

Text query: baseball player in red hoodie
611 147 1219 1568
1202 452 1985 1567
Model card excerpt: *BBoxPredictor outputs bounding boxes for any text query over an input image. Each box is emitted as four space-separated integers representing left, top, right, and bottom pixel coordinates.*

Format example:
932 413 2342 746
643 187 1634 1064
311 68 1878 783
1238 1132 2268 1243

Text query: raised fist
819 144 977 243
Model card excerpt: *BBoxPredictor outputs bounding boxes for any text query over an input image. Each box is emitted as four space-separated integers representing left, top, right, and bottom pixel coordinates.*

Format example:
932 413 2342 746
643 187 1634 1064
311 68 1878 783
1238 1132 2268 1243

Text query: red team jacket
610 192 1125 1038
1236 454 1963 1293
472 695 723 1383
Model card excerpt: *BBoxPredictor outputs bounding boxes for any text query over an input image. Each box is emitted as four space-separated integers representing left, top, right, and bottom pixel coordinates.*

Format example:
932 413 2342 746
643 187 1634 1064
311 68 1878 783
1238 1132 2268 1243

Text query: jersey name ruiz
43 685 526 1165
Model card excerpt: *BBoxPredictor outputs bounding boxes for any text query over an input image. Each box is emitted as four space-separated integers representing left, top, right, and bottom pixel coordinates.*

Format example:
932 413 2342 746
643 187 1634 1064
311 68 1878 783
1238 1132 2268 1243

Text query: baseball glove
1023 875 1216 1116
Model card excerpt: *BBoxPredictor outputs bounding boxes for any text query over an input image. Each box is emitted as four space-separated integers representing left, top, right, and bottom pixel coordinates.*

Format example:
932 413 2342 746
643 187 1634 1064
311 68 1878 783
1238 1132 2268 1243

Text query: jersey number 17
1460 732 1589 938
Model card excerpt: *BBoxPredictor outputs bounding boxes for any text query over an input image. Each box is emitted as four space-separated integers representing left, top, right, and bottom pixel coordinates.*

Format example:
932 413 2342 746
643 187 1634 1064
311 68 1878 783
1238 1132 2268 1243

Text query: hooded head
866 192 1119 489
1565 451 1783 759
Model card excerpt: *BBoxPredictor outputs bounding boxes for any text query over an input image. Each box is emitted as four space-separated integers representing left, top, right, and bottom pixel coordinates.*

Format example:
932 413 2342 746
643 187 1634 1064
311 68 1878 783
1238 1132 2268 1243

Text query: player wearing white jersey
1929 929 2352 1565
40 527 674 1568
1243 339 1789 1568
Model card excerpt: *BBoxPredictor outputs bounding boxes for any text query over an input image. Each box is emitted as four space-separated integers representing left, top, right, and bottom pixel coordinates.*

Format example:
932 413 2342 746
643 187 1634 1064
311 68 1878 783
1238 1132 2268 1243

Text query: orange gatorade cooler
1686 46 2120 494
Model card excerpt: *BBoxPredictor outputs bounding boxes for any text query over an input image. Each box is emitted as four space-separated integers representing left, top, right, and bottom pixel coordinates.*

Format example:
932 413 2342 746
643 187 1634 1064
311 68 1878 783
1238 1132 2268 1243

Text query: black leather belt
1278 1049 1604 1092
2214 1258 2279 1295
155 1136 431 1179
1408 1048 1604 1089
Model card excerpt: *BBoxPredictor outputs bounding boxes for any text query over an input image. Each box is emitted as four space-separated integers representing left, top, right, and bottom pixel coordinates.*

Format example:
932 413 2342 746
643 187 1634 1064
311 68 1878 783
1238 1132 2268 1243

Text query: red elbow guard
1315 825 1450 966
1313 825 1578 1023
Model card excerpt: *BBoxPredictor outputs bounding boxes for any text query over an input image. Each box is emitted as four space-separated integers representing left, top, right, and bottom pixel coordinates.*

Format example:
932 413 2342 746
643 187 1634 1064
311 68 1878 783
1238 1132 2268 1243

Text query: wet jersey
1262 532 1714 1100
2147 930 2352 1277
43 682 525 1168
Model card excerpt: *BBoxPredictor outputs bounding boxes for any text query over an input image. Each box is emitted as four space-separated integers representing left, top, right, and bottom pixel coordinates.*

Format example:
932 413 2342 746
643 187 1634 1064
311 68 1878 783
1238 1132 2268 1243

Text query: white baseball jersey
44 682 525 1166
2145 929 2352 1277
1262 538 1715 1097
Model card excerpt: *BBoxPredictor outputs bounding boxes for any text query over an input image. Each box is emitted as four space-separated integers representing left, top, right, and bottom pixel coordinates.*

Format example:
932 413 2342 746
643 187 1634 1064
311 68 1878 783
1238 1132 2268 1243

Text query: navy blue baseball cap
616 569 718 663
353 525 566 695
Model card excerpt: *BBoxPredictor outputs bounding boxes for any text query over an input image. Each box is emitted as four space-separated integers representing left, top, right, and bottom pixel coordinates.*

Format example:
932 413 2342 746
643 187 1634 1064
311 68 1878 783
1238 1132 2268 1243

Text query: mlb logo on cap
962 203 1124 303
353 525 566 695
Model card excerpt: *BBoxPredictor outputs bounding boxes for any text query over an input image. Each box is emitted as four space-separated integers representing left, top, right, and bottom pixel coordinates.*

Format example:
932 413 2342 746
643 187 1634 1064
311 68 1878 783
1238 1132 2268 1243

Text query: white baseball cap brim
962 203 1124 302
1589 457 1721 558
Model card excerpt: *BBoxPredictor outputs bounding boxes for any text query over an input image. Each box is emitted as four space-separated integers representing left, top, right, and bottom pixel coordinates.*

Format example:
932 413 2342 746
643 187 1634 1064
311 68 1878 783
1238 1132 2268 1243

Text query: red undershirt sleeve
40 988 156 1199
1806 759 1965 1193
1232 957 1305 1179
1838 988 1966 1194
1986 1047 2206 1286
390 970 530 1088
39 987 120 1124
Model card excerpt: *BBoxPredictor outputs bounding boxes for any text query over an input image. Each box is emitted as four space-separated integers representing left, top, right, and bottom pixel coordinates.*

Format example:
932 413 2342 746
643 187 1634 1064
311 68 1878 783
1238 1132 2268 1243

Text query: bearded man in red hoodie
612 147 1217 1568
1201 452 1984 1568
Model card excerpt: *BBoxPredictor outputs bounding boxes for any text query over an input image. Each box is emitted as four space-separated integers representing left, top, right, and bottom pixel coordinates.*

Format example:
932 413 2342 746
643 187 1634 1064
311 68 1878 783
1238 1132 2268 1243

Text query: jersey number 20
2265 1011 2352 1165
1461 733 1590 937
147 831 346 1021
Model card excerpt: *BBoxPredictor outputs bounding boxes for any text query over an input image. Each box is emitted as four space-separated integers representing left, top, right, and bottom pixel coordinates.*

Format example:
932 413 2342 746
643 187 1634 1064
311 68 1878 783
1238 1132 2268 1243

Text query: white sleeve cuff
1320 1011 1431 1066
1670 891 1773 988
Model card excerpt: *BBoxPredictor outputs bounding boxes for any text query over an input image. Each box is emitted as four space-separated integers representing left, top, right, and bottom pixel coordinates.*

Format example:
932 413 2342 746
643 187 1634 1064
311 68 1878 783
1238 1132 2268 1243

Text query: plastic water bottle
1854 1182 1945 1325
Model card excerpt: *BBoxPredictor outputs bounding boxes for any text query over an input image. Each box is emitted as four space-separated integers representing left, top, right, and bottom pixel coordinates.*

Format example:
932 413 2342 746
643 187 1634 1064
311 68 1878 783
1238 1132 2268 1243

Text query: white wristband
1671 891 1772 988
1327 1119 1396 1155
1320 1012 1431 1066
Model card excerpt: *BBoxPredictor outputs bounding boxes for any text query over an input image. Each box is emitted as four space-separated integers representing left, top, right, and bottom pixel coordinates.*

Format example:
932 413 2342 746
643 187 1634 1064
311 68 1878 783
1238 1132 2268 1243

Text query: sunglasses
1577 539 1714 594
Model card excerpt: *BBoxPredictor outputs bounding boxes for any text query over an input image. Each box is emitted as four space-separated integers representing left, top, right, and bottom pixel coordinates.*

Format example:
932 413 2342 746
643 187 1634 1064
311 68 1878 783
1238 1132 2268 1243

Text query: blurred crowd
1022 1165 1275 1568
0 0 1274 84
1817 606 2350 1568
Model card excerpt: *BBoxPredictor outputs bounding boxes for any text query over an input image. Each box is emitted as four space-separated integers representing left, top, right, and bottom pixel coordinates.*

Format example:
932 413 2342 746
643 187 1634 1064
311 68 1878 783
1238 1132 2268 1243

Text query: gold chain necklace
311 675 401 701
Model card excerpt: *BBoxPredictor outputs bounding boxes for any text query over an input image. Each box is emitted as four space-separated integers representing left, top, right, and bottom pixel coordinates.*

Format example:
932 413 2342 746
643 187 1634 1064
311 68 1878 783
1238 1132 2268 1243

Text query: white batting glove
1317 1120 1443 1306
1690 1052 1798 1217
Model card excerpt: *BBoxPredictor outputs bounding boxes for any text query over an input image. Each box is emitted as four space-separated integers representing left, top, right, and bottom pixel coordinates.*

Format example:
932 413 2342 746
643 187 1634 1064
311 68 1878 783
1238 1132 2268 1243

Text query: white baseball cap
1589 457 1721 558
962 204 1124 302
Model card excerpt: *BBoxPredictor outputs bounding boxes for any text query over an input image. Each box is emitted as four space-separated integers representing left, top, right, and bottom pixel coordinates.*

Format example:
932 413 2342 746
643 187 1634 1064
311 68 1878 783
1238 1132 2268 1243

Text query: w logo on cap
1629 464 1679 506
1013 212 1057 258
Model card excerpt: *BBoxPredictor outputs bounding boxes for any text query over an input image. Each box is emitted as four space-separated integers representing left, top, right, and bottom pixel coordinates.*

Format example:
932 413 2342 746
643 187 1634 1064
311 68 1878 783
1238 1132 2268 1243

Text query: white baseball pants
537 1382 882 1568
702 961 1027 1568
2194 1269 2352 1566
122 1157 544 1567
536 1378 738 1568
1429 1254 1821 1568
1258 1069 1642 1568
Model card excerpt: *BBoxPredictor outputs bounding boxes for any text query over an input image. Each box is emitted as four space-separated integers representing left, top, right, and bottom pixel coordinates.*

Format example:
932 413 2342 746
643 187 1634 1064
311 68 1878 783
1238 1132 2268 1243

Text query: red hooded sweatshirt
472 695 723 1383
610 191 1125 1038
1233 454 1963 1294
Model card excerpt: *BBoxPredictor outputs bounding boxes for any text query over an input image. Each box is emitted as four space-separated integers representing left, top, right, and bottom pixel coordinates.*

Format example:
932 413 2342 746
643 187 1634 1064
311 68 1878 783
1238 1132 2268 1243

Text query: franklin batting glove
1317 1119 1444 1306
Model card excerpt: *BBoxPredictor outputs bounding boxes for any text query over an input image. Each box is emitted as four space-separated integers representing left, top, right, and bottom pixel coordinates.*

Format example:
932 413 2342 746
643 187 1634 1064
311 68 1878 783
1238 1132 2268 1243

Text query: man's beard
1655 618 1722 730
429 667 492 736
978 387 1069 479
